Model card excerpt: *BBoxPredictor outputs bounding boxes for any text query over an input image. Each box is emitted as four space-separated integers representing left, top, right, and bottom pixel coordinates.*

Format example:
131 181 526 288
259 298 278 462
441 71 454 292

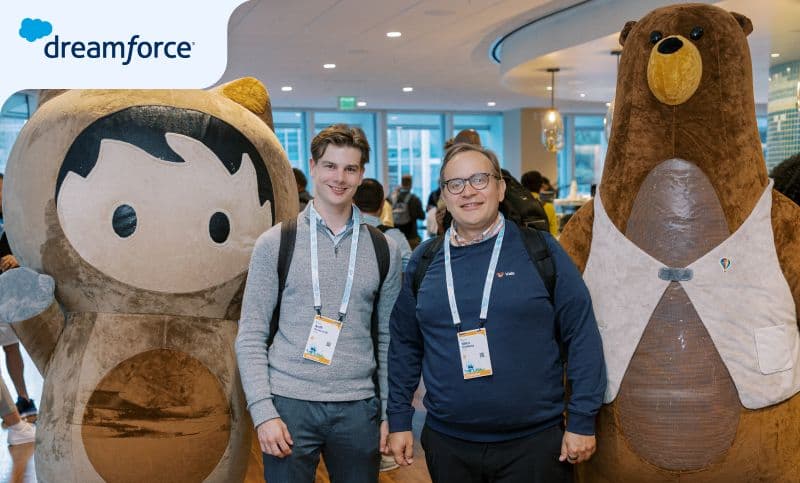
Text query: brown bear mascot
0 79 297 482
560 4 800 482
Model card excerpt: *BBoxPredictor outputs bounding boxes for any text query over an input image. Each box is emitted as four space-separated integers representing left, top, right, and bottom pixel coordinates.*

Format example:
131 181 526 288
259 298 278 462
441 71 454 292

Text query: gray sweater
235 205 401 428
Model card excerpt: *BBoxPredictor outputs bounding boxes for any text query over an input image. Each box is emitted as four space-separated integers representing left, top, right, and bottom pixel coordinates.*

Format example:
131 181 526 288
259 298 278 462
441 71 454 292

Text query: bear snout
657 36 683 54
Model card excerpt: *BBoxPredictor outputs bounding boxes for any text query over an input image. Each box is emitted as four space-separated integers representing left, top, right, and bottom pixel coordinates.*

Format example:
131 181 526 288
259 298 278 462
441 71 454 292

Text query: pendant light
541 68 564 153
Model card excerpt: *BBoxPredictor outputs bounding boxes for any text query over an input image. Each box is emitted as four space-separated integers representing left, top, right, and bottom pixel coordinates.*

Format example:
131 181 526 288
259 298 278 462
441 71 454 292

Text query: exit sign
338 96 356 110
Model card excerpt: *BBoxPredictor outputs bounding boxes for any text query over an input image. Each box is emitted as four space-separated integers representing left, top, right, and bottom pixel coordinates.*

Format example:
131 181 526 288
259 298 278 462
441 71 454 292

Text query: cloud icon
19 18 53 42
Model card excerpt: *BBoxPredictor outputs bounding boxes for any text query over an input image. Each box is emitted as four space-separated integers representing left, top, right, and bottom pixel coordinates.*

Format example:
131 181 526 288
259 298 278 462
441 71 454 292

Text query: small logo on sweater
720 257 732 272
496 271 515 278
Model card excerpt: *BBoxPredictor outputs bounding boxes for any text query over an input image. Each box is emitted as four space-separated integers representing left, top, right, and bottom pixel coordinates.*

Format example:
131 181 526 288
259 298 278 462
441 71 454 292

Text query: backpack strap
268 219 297 347
412 236 444 298
366 224 390 402
376 224 392 233
518 227 556 304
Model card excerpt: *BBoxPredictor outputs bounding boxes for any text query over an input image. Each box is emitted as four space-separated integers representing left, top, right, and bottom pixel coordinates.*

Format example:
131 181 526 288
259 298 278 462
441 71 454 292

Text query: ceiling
221 0 800 113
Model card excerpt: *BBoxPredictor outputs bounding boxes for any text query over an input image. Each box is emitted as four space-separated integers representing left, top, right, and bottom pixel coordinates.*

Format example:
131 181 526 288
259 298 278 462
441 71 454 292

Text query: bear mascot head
0 78 296 482
560 4 800 481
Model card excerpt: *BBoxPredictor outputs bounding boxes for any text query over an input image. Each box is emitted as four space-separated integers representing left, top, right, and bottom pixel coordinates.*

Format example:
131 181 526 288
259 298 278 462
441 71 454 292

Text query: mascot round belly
0 79 297 482
559 5 800 482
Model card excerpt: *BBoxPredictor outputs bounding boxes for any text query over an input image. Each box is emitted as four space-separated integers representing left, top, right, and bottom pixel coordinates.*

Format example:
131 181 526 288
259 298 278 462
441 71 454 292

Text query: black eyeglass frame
441 172 502 195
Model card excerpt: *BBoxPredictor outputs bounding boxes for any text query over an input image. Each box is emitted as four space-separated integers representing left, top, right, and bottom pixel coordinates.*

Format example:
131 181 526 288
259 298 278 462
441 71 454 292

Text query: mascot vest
584 180 799 409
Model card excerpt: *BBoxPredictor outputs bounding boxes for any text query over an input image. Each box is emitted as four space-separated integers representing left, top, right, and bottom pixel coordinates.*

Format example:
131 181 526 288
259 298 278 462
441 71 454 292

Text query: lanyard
444 215 505 329
309 203 360 321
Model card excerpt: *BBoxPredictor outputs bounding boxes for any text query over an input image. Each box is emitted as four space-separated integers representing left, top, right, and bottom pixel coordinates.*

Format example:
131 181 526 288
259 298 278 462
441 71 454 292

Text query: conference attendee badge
303 315 342 365
458 328 493 379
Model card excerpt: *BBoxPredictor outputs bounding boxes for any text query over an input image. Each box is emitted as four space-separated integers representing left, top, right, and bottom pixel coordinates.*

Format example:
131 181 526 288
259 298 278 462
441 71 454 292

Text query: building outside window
556 115 607 199
386 113 444 210
273 110 306 175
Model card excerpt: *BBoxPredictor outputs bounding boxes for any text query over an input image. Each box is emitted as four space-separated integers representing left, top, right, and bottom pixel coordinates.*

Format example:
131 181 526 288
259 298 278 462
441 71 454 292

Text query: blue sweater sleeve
386 241 429 433
546 234 607 435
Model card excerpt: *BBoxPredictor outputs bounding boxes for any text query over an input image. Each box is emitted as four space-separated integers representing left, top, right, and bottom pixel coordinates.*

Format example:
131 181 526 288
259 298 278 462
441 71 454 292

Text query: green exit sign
338 96 356 110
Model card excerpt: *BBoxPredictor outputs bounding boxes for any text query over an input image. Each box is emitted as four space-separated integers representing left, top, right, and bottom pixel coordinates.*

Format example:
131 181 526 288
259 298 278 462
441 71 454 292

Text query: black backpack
268 219 390 399
391 191 413 225
500 170 550 231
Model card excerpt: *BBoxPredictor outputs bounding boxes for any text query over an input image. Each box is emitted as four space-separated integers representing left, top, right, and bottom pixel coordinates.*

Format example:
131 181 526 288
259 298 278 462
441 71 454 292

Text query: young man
354 178 412 271
236 124 402 483
387 144 606 483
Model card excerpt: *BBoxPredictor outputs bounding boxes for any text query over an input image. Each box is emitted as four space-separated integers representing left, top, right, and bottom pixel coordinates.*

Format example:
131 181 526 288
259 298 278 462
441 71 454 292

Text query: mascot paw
0 267 56 323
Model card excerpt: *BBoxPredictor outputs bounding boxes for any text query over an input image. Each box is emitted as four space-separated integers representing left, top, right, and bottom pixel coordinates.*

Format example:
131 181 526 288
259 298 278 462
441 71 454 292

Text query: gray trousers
262 395 381 483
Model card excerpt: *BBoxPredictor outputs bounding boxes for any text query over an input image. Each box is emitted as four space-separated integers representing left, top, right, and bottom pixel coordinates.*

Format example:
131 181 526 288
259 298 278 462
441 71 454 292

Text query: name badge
457 328 493 379
303 315 342 365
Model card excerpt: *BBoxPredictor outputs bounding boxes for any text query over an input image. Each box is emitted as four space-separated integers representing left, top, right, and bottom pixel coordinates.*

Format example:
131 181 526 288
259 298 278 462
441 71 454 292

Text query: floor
0 347 432 482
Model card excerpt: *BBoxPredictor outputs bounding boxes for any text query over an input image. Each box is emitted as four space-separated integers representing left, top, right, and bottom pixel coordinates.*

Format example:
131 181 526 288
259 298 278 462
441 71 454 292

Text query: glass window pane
0 93 32 174
572 115 607 195
273 110 306 175
314 111 377 179
452 113 504 162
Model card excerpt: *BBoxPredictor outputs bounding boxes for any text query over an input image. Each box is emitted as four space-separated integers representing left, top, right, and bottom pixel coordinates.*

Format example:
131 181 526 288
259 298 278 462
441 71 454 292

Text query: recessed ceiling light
546 86 553 91
487 101 496 107
579 93 586 98
386 32 402 38
357 101 367 107
323 63 336 69
281 86 293 92
771 53 780 58
402 87 413 92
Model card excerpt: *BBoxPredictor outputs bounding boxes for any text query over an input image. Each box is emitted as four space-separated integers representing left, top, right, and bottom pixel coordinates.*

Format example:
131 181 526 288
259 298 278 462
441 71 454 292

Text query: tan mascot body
560 4 800 482
0 79 297 482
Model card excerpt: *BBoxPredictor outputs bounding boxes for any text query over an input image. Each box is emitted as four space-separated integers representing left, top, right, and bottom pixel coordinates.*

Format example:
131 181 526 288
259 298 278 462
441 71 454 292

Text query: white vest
584 180 799 409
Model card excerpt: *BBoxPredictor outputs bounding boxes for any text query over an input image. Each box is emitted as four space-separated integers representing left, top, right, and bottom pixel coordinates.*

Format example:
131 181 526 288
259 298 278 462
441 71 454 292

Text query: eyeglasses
441 172 501 195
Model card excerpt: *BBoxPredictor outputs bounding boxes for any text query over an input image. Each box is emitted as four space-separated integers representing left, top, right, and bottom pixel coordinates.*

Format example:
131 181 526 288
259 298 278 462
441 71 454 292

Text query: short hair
444 137 456 151
353 178 385 214
453 129 481 146
521 171 543 192
771 153 800 206
439 143 502 186
292 168 307 190
401 174 413 188
310 124 370 168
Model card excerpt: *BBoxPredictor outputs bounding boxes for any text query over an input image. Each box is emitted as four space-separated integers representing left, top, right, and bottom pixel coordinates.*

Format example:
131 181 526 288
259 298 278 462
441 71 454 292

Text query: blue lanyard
309 203 361 321
444 215 505 329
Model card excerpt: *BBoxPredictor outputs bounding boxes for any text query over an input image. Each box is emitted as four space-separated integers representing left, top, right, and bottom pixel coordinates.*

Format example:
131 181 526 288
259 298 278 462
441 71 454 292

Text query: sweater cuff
249 398 280 429
388 409 414 433
381 398 388 421
566 412 596 436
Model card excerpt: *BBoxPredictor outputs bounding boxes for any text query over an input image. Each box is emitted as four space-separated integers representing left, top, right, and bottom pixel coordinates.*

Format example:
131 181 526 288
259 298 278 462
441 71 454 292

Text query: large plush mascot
0 79 297 482
560 4 800 482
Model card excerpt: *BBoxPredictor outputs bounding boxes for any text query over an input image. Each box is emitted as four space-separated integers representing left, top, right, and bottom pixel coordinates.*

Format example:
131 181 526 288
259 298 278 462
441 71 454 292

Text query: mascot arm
0 267 64 374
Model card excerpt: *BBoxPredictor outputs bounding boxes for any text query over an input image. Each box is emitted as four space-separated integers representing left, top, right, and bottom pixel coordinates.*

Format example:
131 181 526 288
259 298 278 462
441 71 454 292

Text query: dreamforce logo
20 18 194 66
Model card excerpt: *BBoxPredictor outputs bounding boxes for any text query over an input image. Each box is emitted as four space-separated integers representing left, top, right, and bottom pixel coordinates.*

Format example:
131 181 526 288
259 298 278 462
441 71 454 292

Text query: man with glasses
386 144 605 482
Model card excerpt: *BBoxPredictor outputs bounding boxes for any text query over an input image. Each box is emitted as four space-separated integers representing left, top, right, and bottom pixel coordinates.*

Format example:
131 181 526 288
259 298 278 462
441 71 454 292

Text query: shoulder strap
268 219 297 347
376 224 391 233
412 236 444 297
366 224 390 401
518 227 556 304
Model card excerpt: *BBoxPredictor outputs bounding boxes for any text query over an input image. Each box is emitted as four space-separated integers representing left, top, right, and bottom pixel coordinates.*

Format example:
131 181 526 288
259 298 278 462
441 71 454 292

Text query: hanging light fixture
541 68 564 153
604 50 622 141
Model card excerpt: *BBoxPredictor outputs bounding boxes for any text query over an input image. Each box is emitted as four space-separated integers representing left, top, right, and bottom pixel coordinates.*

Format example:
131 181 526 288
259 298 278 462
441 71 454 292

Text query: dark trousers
262 395 380 483
421 424 572 483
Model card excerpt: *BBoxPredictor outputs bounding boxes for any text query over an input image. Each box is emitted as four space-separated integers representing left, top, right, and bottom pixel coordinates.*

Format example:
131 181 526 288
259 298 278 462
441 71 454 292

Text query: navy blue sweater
387 223 606 442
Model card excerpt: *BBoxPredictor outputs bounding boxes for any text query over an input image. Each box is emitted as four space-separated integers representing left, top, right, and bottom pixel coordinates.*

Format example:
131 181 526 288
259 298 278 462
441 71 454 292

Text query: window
0 93 33 174
556 115 606 198
273 110 306 174
386 113 443 209
452 113 504 161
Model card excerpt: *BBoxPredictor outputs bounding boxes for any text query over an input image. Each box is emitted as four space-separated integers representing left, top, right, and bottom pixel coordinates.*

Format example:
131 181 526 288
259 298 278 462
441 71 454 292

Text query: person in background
293 168 313 211
380 200 395 227
771 153 800 206
387 143 605 483
521 170 559 236
354 179 412 272
389 174 425 249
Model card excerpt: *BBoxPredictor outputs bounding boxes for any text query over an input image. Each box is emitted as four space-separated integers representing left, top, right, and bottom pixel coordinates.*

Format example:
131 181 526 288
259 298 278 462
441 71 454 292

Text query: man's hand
559 431 596 464
257 418 293 458
388 431 414 466
379 421 390 455
0 255 19 272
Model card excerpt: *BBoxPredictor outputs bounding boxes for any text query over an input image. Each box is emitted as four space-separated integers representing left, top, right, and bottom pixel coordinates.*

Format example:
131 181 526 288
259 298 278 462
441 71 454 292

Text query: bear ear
619 21 637 46
37 89 68 107
731 12 753 36
213 77 274 131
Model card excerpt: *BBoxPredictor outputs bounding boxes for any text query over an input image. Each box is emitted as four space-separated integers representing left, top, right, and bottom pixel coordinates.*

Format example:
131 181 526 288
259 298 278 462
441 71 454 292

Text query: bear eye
649 31 663 44
209 212 230 244
112 204 137 238
690 26 704 40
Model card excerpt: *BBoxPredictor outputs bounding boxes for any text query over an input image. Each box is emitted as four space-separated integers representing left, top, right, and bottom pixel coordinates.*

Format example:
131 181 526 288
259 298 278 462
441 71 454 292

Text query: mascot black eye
649 31 663 44
209 212 230 244
112 204 137 238
690 26 704 40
